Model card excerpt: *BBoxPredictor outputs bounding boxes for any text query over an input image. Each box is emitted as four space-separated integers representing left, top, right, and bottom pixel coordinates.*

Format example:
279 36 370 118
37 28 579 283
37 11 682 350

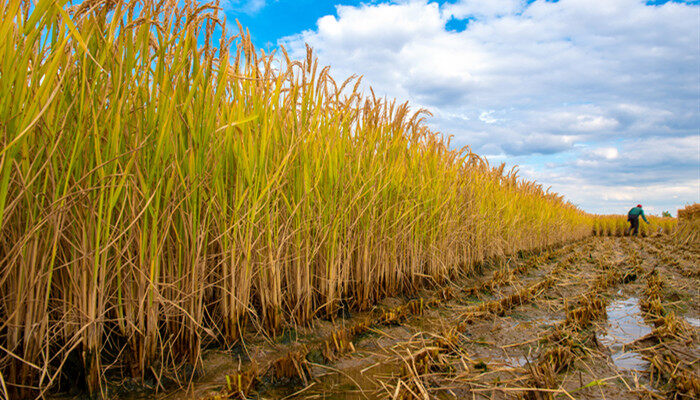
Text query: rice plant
673 203 699 245
0 0 593 396
592 214 676 237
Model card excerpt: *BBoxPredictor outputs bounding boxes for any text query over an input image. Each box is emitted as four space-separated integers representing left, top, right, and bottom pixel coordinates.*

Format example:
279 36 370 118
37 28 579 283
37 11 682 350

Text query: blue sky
221 0 700 215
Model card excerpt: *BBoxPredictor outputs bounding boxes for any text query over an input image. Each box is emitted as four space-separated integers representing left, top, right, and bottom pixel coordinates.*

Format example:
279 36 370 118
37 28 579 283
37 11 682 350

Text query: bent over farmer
626 204 648 236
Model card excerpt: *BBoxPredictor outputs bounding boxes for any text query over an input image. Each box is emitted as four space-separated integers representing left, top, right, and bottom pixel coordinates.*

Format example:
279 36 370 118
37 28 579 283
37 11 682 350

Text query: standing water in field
598 297 651 371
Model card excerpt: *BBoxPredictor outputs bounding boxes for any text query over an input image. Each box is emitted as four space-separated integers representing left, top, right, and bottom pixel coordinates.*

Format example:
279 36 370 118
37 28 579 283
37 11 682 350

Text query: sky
221 0 700 215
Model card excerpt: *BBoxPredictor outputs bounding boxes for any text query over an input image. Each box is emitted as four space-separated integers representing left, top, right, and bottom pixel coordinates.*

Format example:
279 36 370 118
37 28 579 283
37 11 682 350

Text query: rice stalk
0 0 595 396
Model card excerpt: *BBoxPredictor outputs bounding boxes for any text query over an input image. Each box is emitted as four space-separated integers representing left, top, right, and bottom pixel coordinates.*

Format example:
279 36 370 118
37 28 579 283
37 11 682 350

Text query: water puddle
598 297 651 371
503 355 528 368
276 358 396 400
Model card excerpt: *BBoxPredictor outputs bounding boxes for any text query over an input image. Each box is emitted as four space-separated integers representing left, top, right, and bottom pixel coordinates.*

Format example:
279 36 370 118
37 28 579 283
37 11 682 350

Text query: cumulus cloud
278 0 699 213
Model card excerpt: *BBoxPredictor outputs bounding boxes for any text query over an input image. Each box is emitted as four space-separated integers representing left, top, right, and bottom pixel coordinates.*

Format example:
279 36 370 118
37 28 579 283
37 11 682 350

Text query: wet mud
52 236 700 399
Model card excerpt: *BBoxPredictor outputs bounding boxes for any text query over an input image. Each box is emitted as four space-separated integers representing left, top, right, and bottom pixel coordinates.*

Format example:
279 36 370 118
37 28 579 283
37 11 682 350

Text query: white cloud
479 110 498 124
444 0 524 19
519 163 699 216
278 0 699 213
591 147 619 160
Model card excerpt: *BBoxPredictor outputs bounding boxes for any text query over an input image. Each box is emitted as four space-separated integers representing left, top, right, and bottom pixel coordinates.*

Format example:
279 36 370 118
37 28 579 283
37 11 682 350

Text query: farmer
625 204 648 236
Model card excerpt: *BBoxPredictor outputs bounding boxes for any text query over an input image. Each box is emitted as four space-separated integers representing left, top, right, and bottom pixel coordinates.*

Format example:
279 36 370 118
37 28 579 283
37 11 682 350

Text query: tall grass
0 0 591 396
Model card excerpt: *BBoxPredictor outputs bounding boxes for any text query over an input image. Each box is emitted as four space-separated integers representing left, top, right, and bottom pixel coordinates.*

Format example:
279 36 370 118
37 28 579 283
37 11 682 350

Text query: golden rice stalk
0 0 595 396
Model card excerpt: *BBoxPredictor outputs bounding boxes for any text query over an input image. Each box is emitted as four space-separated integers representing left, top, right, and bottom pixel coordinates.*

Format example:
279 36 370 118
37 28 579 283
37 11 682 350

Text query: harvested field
90 236 696 400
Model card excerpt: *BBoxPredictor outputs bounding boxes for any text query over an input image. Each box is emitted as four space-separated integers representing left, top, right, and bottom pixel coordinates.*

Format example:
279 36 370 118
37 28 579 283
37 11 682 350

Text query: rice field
0 1 697 399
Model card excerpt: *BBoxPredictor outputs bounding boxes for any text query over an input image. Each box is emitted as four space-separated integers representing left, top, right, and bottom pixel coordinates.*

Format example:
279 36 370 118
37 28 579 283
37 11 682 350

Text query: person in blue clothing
626 204 648 236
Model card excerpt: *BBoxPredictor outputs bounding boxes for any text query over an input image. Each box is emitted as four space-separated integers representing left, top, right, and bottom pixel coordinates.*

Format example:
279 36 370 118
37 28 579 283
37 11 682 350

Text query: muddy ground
88 236 700 400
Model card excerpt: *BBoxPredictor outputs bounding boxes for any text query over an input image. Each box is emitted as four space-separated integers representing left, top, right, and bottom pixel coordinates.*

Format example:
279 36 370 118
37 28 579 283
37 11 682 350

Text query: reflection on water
598 297 651 371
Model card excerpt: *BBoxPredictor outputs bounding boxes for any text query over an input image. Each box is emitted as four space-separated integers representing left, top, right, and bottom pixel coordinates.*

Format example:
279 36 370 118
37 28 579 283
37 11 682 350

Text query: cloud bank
279 0 699 214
